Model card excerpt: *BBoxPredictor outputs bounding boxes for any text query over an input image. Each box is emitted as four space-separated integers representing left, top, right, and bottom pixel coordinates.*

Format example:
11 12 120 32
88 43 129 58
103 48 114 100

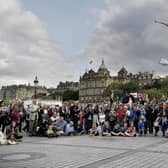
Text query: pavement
0 134 168 168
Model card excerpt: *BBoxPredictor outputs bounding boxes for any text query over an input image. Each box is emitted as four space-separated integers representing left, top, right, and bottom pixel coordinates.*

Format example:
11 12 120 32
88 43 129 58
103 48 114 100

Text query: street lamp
154 20 168 66
111 90 114 100
33 76 39 99
110 90 114 105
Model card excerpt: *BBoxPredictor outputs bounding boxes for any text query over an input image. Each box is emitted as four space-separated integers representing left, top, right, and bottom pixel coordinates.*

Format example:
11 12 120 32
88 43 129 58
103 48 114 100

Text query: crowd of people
0 95 168 145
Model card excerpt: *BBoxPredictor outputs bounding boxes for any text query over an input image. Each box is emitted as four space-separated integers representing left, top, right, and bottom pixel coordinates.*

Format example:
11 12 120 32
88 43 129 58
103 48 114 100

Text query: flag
89 60 93 64
155 20 168 27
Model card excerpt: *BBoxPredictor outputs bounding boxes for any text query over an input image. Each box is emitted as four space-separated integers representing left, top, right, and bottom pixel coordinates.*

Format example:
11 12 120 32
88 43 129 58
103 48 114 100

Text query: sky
0 0 168 88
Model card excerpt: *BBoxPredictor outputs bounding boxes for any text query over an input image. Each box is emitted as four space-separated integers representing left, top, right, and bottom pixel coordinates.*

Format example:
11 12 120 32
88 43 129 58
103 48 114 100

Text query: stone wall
0 85 48 100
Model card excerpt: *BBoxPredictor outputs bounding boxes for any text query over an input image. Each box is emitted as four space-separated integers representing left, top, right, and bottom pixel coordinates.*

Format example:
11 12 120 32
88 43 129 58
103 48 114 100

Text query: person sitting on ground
65 121 75 136
47 124 58 138
102 121 111 136
89 122 99 136
76 120 85 135
55 116 67 136
124 123 137 137
111 123 125 136
0 130 7 145
7 134 18 145
35 119 48 137
6 121 23 141
121 122 129 133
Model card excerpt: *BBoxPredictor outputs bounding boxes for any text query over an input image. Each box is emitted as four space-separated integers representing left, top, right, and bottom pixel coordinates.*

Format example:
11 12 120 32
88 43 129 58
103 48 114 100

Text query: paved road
0 135 168 168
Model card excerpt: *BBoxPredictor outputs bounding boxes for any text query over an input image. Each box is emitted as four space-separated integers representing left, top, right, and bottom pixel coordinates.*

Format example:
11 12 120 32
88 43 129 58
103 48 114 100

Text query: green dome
98 59 106 70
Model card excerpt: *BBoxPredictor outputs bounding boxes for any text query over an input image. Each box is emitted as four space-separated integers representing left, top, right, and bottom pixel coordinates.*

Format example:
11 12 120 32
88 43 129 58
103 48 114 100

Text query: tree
122 82 139 93
103 81 139 100
144 89 163 99
62 90 79 101
103 81 124 98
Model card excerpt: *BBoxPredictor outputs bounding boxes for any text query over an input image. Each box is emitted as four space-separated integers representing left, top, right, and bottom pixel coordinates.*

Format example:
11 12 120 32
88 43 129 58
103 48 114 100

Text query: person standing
28 100 39 135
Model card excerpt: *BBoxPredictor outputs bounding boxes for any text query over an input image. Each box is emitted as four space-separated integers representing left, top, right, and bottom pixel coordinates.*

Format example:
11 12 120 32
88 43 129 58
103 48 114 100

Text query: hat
140 116 145 120
124 105 128 109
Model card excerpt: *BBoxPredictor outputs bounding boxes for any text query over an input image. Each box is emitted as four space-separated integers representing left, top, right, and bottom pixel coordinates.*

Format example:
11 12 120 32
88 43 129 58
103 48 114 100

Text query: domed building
79 60 113 104
79 59 158 104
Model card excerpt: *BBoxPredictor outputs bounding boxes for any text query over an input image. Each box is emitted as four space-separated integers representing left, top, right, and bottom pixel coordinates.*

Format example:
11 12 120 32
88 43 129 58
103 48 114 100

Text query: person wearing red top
79 110 83 125
117 105 126 126
11 106 21 125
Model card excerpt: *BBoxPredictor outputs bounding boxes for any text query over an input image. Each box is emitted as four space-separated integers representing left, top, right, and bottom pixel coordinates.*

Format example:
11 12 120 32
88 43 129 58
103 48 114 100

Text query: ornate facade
79 62 158 104
117 66 155 86
79 60 113 104
56 81 79 93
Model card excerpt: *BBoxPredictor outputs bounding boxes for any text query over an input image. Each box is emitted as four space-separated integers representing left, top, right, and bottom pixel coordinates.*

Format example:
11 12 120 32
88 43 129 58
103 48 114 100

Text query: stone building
117 66 130 82
117 66 155 86
0 84 48 100
130 72 154 86
79 61 158 104
55 81 79 93
79 60 113 104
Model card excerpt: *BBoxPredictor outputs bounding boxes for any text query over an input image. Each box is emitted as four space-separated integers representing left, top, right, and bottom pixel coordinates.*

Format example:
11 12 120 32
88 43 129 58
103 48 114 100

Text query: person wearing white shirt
28 100 39 134
0 131 7 145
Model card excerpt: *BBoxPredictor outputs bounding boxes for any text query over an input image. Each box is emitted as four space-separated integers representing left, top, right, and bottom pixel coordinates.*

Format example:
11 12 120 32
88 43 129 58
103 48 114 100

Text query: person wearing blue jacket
161 117 168 137
138 117 145 136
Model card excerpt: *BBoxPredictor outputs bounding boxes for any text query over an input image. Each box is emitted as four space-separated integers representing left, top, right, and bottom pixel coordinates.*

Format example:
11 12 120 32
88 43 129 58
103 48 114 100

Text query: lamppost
110 90 114 105
155 20 168 66
111 90 114 100
33 76 39 99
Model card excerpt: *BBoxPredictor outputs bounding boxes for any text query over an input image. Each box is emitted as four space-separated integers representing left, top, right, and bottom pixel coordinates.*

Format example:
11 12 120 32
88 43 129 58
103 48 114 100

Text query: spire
98 58 106 70
119 66 128 73
102 59 104 65
34 76 39 86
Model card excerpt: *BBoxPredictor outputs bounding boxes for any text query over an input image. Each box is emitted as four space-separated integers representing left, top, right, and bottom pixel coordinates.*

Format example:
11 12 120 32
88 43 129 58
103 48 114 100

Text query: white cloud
0 0 48 42
0 0 78 87
160 58 168 65
81 0 168 76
